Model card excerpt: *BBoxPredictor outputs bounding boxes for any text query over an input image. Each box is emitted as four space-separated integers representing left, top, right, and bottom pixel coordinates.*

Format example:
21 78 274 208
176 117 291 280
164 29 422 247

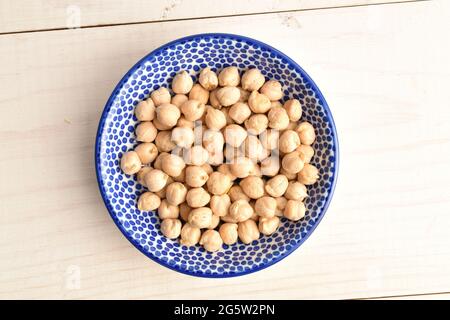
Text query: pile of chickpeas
120 66 319 252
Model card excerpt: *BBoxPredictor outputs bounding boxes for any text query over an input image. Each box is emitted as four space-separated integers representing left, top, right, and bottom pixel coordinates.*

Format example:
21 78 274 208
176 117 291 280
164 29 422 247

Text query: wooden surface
0 0 449 300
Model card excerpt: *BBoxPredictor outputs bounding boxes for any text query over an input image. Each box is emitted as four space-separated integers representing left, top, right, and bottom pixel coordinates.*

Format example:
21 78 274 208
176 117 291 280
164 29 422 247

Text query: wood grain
0 0 421 34
0 0 449 299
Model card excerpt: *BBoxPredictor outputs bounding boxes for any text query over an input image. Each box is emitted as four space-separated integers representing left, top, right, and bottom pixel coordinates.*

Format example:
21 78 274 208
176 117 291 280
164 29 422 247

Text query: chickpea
154 176 173 198
260 156 280 177
158 199 180 219
135 98 155 121
203 129 224 153
153 152 168 170
183 146 209 167
160 218 182 239
186 187 211 208
260 129 279 150
216 164 235 181
271 101 282 109
295 122 316 146
161 153 185 177
254 196 277 218
181 100 206 121
134 142 158 165
297 163 319 185
241 68 265 91
171 70 193 94
228 185 250 202
265 174 288 197
156 103 180 127
136 121 157 143
151 87 171 106
208 214 220 229
207 172 232 195
205 107 227 130
185 165 208 188
228 102 251 124
137 192 161 211
171 94 189 108
229 199 254 222
240 176 265 199
238 219 260 244
268 106 290 130
154 131 175 152
279 130 300 153
179 203 192 222
243 135 269 162
189 83 209 105
275 197 287 216
210 194 231 217
137 166 152 187
221 214 239 223
221 107 234 125
188 207 213 229
285 181 308 201
152 117 172 131
209 89 221 108
171 127 195 148
198 67 218 90
284 200 306 221
201 163 214 175
216 86 240 107
180 223 201 246
219 223 238 245
200 230 223 252
260 80 283 101
259 216 280 235
238 88 250 102
286 121 297 130
144 169 168 192
284 99 302 122
229 156 254 178
248 90 271 114
218 66 240 87
223 124 247 148
165 182 188 206
296 145 314 164
245 114 268 135
280 167 297 180
120 151 142 175
282 151 304 174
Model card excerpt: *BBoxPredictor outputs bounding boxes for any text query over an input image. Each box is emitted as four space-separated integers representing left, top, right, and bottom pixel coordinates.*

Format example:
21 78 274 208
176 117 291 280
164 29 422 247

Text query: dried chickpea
228 185 250 202
216 86 240 106
172 167 185 182
152 117 172 131
217 164 237 181
199 67 218 90
172 71 193 94
181 100 206 121
135 98 155 121
254 196 277 218
154 176 173 198
183 146 209 167
284 200 306 221
208 214 220 229
171 94 189 108
241 68 265 91
161 153 185 177
171 127 195 148
209 89 221 108
295 122 316 146
229 156 254 178
280 167 297 180
205 107 227 130
243 135 269 162
223 124 247 148
297 163 319 185
180 223 201 246
240 176 265 199
279 130 300 153
296 145 314 163
156 103 180 127
229 199 254 222
285 181 308 201
136 121 157 143
248 90 271 114
120 151 142 175
165 182 188 206
151 87 171 106
259 216 280 235
286 121 297 130
161 219 182 239
137 192 161 211
179 203 192 222
275 197 287 216
221 107 234 124
188 84 209 105
218 66 240 87
186 187 211 208
200 230 223 252
137 166 152 187
153 152 168 170
260 156 280 177
228 102 251 124
201 163 213 175
221 214 239 223
238 88 250 102
207 172 232 195
284 99 302 122
158 199 179 219
260 129 279 150
245 114 268 135
219 223 238 245
155 131 176 152
135 142 158 164
268 106 290 130
144 169 168 192
271 101 282 109
265 174 289 197
238 219 260 244
185 165 209 188
188 207 213 229
210 194 231 217
282 151 304 174
260 80 283 101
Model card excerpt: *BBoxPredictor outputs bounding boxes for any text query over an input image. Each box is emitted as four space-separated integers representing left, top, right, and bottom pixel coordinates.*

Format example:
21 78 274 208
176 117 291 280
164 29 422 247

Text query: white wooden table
1 0 449 300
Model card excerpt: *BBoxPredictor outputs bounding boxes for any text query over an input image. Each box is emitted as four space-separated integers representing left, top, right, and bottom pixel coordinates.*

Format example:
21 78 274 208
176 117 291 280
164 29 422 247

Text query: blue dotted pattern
95 33 339 277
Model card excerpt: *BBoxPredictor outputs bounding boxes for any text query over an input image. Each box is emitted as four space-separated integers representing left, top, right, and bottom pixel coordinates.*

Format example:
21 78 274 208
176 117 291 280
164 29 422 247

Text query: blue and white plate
95 33 339 277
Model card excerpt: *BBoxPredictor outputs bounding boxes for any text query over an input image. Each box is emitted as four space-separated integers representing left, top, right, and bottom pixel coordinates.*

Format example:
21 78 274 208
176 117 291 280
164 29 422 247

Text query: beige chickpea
154 176 173 198
181 100 206 121
260 80 283 101
285 181 308 201
254 196 277 218
248 90 271 114
176 116 194 129
218 66 240 87
120 151 142 175
205 107 227 130
203 129 224 153
229 156 254 178
229 199 254 222
171 127 195 148
259 216 280 236
179 203 192 222
153 152 168 170
165 182 188 206
171 71 193 94
297 163 319 185
135 98 155 121
152 117 172 131
172 167 185 183
265 174 288 197
156 103 180 127
186 187 211 208
245 114 268 135
228 102 251 124
243 135 269 162
260 156 280 177
171 94 189 108
282 151 304 174
151 87 171 106
189 83 209 105
160 218 182 239
210 194 231 217
275 197 287 216
271 101 282 109
284 99 302 122
208 214 220 229
207 172 231 195
158 199 180 219
228 185 250 202
268 106 290 130
200 230 223 252
280 167 297 180
180 223 201 246
185 165 209 188
238 88 250 102
241 68 265 91
184 146 209 166
217 164 237 182
155 131 176 152
223 124 247 148
161 153 185 177
240 176 265 199
279 130 301 153
284 200 306 221
216 86 240 107
209 89 221 108
238 219 260 244
260 129 279 150
188 207 213 229
221 107 234 125
219 223 238 245
286 121 297 130
201 163 214 175
295 122 316 146
136 121 157 143
134 142 158 164
144 169 168 192
199 67 219 90
137 166 152 187
296 145 314 164
221 214 239 223
137 192 161 211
